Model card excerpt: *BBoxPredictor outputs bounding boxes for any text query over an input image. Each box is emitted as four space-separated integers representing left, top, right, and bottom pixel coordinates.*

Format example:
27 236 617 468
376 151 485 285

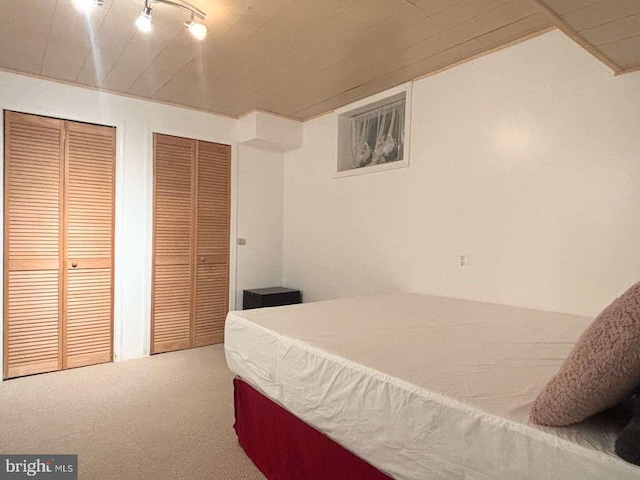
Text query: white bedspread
224 293 640 479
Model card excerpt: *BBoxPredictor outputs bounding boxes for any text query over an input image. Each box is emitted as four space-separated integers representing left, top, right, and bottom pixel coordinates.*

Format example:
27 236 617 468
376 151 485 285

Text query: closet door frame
2 108 119 379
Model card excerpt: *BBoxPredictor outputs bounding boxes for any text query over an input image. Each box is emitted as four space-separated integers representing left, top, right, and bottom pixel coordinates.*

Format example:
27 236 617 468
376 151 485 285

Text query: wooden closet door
151 134 194 354
64 121 115 369
4 112 64 379
194 141 230 347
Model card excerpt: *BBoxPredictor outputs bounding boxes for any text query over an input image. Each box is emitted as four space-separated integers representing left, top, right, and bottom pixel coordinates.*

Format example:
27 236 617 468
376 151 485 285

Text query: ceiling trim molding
617 63 640 76
0 66 238 120
529 0 623 74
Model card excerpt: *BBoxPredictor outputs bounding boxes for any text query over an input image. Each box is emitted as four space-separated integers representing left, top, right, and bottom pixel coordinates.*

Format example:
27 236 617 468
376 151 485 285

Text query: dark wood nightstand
243 287 302 310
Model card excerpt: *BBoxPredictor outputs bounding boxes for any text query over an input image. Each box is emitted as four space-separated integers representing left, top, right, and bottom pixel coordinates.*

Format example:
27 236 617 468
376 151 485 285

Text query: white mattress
224 293 640 480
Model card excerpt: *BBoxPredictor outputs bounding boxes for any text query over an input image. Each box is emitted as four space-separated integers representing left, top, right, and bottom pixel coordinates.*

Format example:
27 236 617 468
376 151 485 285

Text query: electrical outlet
459 254 467 268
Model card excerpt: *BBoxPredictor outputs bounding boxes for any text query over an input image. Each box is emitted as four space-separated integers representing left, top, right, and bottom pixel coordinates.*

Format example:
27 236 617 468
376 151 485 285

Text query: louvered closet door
64 121 115 369
152 134 194 354
4 112 64 379
194 141 230 347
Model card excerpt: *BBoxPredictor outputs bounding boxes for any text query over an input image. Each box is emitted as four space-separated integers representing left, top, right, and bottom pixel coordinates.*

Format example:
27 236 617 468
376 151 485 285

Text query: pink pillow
530 281 640 426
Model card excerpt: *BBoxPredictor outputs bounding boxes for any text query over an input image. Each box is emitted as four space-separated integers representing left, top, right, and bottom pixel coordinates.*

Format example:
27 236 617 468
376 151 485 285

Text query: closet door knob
199 257 205 263
71 262 78 268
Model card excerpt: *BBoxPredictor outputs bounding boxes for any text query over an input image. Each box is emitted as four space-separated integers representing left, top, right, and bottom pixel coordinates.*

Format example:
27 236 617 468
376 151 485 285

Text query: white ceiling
0 0 637 120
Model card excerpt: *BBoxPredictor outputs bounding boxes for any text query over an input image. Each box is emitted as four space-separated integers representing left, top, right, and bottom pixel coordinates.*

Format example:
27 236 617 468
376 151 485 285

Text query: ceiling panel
74 0 143 87
533 0 640 75
126 32 202 97
541 0 600 15
580 13 640 46
0 0 56 75
151 59 203 102
8 0 638 120
598 35 640 68
169 0 370 106
150 0 293 102
40 0 112 81
208 0 437 115
560 0 640 31
126 0 247 97
290 12 552 119
250 0 542 116
100 4 188 92
203 0 529 116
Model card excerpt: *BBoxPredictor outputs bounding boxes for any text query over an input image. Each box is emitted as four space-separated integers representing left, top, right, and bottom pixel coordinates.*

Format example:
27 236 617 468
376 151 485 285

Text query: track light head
136 5 153 33
186 20 207 41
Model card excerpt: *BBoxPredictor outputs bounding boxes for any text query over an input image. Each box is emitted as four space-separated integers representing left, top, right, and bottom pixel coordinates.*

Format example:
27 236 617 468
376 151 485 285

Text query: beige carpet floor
0 345 265 480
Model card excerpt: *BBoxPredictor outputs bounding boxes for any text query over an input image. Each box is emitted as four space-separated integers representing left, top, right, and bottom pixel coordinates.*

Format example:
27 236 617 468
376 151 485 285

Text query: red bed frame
233 377 393 480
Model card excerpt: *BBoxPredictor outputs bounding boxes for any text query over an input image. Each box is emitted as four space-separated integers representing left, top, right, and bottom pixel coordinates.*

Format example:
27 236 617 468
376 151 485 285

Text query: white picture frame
334 82 412 178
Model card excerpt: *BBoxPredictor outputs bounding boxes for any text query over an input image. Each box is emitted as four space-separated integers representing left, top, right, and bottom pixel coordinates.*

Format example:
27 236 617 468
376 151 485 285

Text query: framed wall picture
335 82 412 178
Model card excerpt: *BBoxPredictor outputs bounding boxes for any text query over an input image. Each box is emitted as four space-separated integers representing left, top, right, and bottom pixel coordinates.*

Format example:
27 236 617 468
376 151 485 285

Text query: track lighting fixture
136 0 207 39
78 0 207 41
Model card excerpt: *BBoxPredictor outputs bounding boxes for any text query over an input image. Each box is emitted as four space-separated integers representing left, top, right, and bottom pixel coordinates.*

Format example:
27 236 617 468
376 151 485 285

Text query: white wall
282 30 640 317
0 70 284 374
235 145 284 308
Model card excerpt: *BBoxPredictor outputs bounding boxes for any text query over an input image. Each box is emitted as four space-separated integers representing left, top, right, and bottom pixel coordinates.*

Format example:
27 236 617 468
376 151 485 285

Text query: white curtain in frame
351 99 405 169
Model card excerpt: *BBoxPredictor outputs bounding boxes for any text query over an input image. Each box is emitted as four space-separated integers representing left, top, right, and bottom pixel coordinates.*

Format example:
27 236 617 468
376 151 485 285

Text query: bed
224 293 640 479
